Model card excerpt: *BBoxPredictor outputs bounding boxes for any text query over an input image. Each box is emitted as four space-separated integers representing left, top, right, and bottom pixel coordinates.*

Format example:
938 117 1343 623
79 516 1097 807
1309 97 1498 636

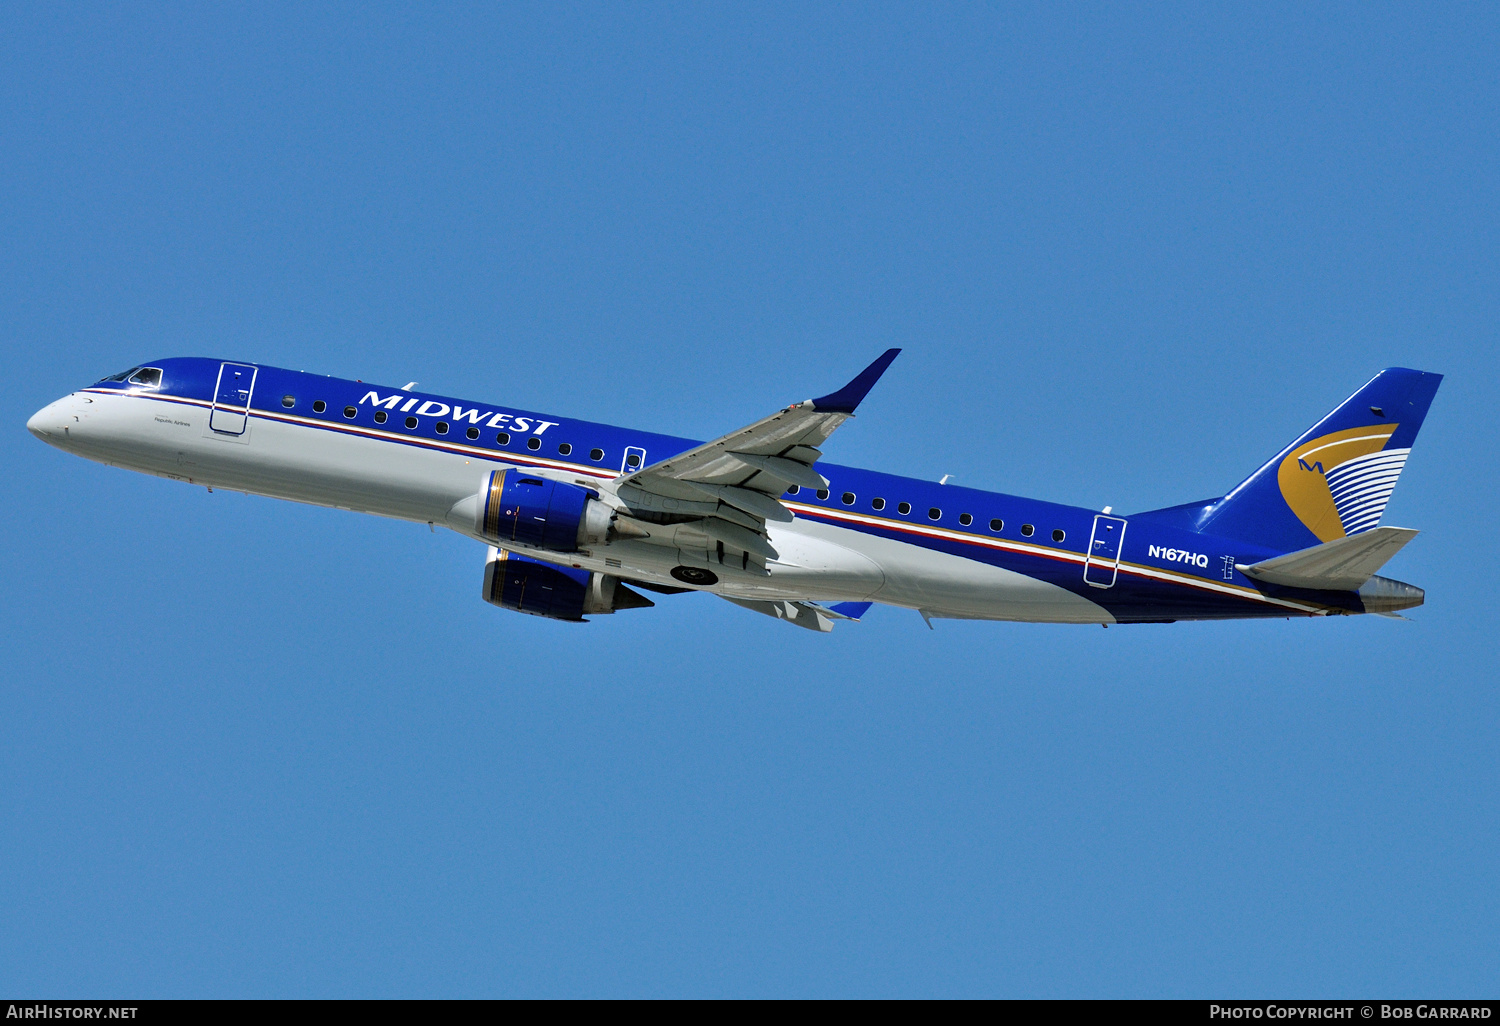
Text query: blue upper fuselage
81 357 1370 620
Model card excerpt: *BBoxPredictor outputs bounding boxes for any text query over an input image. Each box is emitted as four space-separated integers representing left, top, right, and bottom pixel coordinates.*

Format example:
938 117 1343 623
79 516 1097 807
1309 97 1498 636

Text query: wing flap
689 517 780 560
679 482 796 522
726 452 830 490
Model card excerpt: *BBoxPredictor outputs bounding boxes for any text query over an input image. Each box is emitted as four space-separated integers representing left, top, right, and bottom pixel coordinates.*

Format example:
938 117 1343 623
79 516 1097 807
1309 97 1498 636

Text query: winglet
827 601 872 621
810 349 901 414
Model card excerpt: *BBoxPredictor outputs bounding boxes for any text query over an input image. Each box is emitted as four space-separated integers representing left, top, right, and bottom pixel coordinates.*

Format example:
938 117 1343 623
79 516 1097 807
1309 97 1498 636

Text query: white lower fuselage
31 388 1114 624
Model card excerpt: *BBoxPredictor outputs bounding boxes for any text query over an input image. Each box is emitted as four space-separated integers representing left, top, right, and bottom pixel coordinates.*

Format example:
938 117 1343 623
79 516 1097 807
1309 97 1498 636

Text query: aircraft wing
611 349 900 560
720 597 873 633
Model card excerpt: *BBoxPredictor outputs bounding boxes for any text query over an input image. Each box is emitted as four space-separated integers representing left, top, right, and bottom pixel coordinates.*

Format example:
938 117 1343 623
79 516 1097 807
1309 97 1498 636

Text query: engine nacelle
482 548 654 622
476 469 612 552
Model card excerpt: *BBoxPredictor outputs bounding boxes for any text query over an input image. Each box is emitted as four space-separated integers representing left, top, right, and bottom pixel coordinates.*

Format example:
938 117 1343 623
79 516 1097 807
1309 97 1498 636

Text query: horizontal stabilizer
1237 526 1418 591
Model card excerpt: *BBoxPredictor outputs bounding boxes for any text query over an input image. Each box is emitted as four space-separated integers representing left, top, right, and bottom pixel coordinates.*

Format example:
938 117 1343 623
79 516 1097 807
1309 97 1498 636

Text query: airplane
27 351 1440 631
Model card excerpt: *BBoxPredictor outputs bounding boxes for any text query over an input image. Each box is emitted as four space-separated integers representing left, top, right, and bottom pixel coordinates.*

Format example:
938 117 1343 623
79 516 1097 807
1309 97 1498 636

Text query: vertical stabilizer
1195 368 1441 552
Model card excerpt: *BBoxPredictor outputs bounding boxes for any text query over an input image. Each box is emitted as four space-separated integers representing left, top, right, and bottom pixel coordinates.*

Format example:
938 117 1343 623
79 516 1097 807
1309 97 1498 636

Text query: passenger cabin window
436 422 449 434
404 416 418 429
816 489 830 500
495 432 510 446
959 513 973 526
1021 524 1034 537
786 485 800 494
127 368 162 388
312 401 327 414
466 427 480 440
928 507 942 521
897 502 911 515
625 451 641 467
1052 529 1065 542
527 437 541 450
558 443 572 456
374 411 388 424
989 518 1003 532
872 498 885 511
343 406 357 419
590 448 604 461
282 396 296 408
842 492 855 505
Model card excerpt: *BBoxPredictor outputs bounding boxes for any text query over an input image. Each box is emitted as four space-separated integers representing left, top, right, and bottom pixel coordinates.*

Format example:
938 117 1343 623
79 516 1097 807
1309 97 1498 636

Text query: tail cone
1358 575 1424 614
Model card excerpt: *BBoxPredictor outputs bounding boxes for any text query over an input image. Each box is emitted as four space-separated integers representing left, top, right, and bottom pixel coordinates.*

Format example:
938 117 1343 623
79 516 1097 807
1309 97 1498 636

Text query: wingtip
810 348 901 414
827 601 873 621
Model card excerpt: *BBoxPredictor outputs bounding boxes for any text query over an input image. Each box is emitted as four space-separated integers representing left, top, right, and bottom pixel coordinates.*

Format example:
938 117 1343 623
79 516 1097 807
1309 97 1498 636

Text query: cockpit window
126 367 162 388
102 367 139 382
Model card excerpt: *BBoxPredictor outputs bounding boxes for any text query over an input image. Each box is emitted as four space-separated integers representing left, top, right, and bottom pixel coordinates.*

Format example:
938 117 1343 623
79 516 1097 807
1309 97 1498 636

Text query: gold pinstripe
96 389 1333 614
484 470 508 540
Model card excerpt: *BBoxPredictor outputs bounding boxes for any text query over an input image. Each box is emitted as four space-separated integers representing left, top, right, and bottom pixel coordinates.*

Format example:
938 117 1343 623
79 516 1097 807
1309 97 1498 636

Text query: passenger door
1084 515 1128 588
209 363 258 435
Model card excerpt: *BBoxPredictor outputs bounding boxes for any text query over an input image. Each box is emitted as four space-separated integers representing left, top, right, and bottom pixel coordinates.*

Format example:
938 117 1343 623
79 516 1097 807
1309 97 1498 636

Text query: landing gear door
1084 515 1128 588
210 363 258 435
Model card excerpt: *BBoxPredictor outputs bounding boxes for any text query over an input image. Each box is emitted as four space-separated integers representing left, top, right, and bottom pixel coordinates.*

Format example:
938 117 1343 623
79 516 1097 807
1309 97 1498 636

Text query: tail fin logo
1277 424 1403 541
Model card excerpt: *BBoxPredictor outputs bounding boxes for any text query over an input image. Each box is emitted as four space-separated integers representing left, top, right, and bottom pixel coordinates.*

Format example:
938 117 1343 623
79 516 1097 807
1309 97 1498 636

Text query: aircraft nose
27 404 52 438
27 398 71 442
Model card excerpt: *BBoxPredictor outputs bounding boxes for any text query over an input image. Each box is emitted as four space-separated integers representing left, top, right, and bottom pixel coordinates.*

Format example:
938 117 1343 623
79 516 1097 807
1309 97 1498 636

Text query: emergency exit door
1084 515 1128 588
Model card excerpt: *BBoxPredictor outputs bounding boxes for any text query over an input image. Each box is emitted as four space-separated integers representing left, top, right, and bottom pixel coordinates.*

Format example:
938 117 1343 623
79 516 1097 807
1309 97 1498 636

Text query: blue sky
2 2 1497 997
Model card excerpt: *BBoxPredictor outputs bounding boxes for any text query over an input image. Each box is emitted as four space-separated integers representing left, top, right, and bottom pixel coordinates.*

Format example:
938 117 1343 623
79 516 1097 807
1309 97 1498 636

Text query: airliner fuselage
27 355 1436 630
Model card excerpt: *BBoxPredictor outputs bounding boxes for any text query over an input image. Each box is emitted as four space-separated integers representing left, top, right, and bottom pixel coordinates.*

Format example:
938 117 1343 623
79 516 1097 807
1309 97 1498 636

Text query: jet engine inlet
476 469 611 552
482 548 654 621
